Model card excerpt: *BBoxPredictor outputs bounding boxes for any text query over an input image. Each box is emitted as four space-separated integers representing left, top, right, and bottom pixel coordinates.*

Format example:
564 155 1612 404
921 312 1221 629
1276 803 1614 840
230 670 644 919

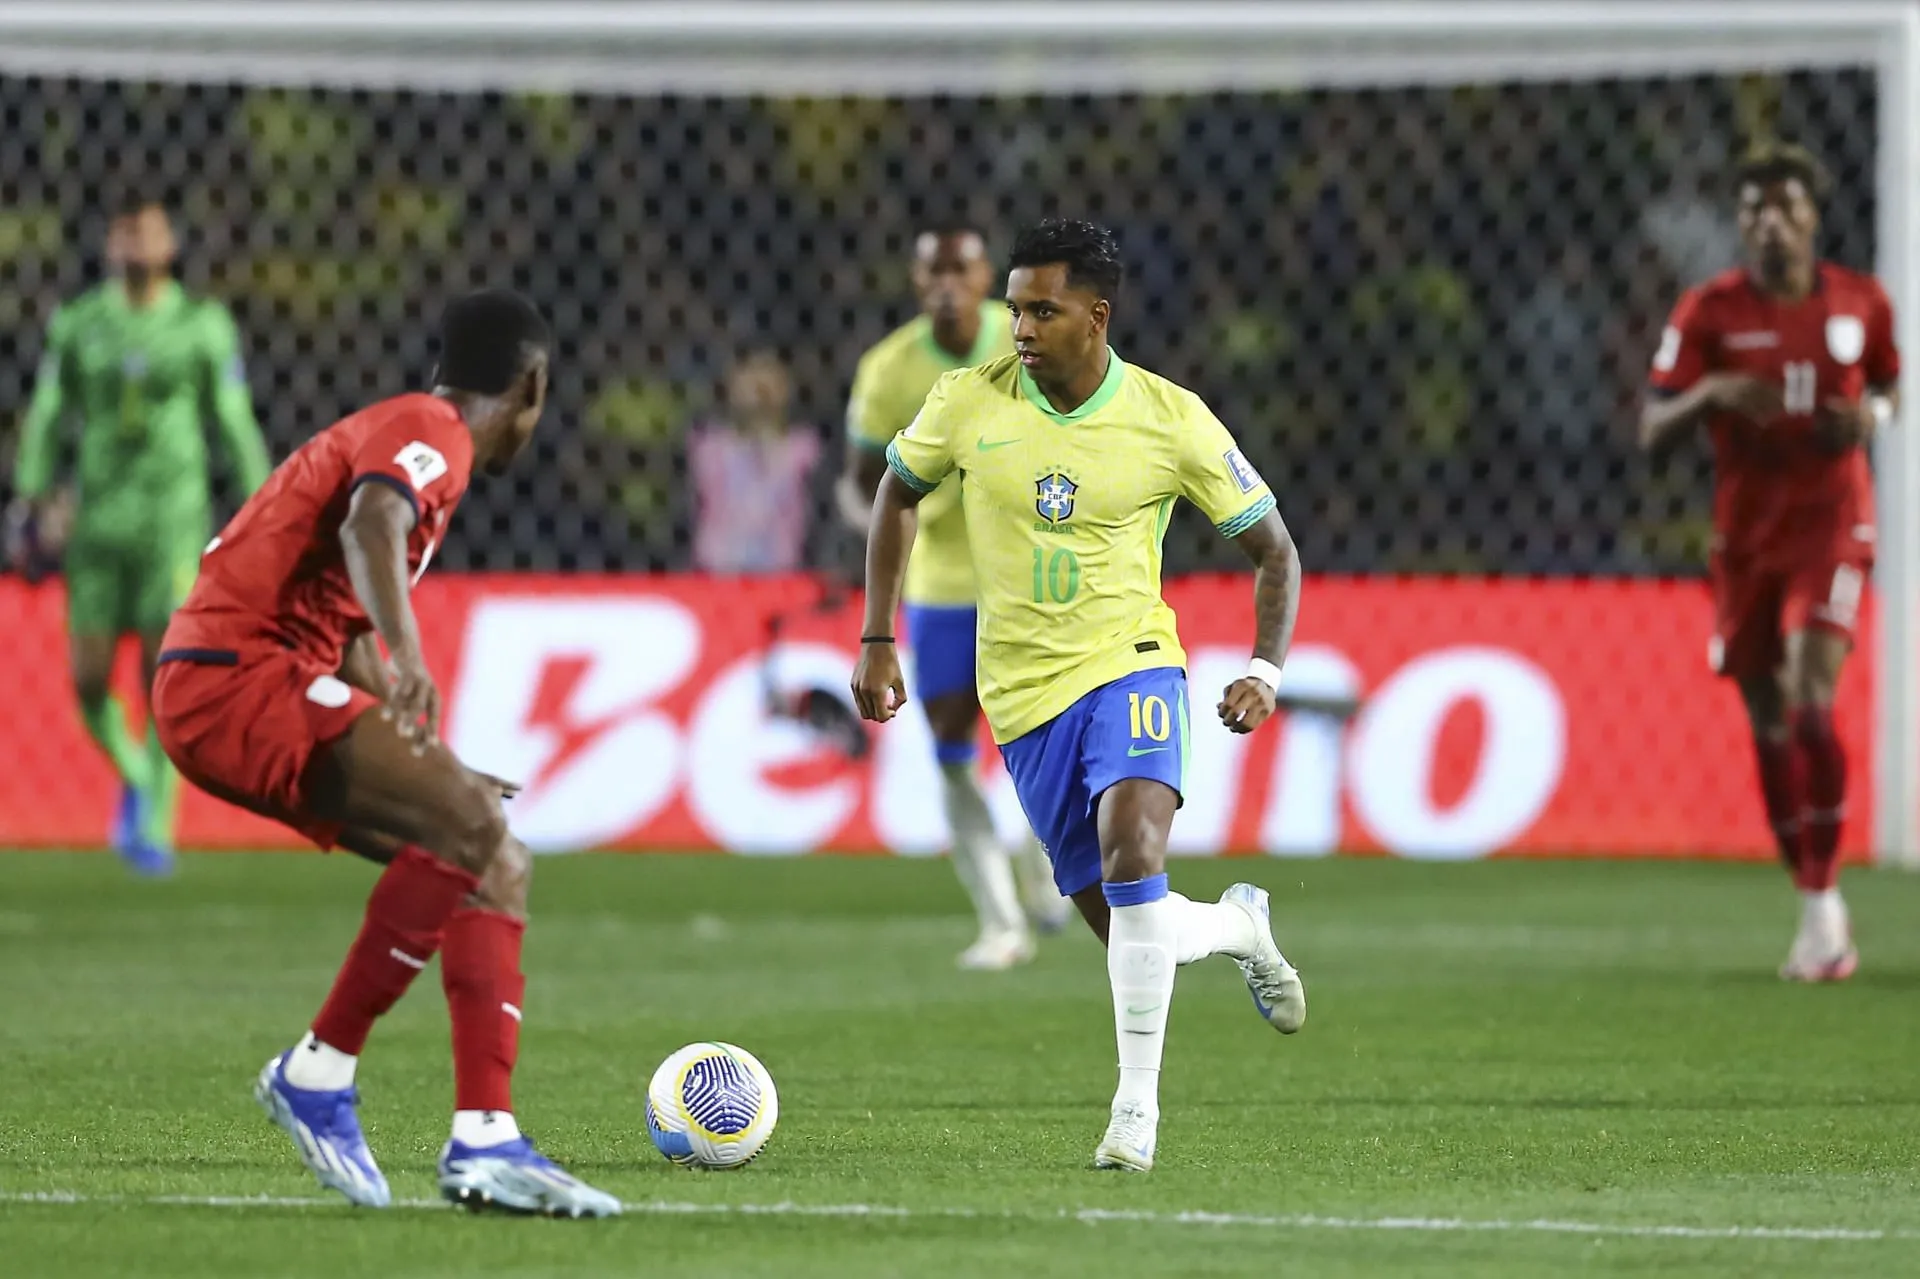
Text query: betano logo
444 594 1567 859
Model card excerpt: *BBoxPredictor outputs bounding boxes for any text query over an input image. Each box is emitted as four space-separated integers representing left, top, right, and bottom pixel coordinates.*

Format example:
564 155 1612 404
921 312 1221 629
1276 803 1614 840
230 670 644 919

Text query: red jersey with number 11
1648 262 1898 562
162 393 473 671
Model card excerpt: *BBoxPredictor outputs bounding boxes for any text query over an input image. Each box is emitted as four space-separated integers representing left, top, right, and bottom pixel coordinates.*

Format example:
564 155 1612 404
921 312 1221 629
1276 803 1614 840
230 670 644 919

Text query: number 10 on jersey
1031 547 1080 603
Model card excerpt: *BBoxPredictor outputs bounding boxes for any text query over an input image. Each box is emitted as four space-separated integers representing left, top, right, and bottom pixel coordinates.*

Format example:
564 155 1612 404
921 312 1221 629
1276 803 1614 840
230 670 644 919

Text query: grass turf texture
2 852 1919 1277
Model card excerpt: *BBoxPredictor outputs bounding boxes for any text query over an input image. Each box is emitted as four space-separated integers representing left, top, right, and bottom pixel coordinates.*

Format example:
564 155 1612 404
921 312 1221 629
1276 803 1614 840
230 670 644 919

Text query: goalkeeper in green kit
9 198 272 875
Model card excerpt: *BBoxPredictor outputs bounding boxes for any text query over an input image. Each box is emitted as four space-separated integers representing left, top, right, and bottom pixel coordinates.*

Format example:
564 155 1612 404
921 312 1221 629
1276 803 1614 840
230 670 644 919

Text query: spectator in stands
687 348 822 574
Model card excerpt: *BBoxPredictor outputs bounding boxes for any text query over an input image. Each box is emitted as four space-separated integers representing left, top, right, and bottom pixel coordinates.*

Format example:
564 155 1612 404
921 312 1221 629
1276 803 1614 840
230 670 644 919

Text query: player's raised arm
338 481 436 744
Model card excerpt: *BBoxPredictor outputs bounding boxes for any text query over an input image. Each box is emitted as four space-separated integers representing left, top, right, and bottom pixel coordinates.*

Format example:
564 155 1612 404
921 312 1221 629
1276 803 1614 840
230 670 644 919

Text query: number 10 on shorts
1128 692 1172 742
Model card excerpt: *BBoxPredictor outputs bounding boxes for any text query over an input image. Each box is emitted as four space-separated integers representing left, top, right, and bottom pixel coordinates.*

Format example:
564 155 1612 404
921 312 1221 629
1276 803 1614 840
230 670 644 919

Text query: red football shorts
1708 548 1871 681
152 645 379 849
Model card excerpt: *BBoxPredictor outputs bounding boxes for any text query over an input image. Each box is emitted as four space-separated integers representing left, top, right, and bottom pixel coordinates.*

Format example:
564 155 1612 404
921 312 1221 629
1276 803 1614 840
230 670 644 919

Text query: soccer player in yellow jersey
853 220 1307 1172
837 223 1069 970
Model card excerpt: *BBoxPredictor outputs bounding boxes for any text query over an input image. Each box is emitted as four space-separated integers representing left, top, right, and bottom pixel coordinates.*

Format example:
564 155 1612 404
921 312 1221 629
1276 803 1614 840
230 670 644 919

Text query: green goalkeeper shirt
13 280 271 546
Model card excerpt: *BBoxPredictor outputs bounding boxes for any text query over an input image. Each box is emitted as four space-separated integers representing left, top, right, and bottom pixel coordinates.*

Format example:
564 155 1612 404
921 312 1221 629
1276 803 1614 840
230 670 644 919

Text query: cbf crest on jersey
1827 314 1866 366
1036 473 1078 524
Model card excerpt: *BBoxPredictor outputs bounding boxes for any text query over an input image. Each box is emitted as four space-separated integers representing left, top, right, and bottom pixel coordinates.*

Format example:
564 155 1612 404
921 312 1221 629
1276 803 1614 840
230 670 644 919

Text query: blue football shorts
903 602 978 704
997 666 1188 896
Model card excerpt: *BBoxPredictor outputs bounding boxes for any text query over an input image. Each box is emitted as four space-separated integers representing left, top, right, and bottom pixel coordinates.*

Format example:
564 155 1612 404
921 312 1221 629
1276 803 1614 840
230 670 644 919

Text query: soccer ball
645 1042 779 1169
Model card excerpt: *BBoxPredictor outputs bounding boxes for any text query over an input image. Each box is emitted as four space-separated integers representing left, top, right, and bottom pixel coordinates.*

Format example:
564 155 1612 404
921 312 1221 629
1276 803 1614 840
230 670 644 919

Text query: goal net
0 3 1913 861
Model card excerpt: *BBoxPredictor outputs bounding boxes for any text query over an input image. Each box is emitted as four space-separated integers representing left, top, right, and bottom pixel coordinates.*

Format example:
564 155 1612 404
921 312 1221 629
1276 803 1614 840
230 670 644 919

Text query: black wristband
860 635 895 644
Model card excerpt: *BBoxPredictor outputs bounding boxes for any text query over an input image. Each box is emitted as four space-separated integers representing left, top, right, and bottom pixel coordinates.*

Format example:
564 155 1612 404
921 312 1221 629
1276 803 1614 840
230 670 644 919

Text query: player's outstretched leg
434 836 620 1218
255 709 516 1207
1083 784 1306 1173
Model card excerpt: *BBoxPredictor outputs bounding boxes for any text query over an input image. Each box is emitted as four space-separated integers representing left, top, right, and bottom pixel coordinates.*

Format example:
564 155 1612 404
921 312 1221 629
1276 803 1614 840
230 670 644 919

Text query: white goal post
1 0 1915 863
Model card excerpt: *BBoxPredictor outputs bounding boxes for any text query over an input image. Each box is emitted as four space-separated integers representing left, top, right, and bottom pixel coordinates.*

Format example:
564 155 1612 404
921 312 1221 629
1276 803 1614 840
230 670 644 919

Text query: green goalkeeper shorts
64 528 206 638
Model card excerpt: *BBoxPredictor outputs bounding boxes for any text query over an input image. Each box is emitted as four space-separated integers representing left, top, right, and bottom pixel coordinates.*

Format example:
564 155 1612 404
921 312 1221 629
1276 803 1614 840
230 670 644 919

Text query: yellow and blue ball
645 1042 779 1169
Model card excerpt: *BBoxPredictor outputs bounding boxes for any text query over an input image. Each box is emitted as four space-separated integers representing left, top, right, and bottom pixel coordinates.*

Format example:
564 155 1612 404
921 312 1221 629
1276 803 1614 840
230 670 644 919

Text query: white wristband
1870 395 1895 432
1246 657 1283 693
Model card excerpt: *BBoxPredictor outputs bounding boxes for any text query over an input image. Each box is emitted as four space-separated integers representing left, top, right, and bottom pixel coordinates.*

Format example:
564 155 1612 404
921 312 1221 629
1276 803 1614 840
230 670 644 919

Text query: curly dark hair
1007 218 1123 300
1733 141 1831 203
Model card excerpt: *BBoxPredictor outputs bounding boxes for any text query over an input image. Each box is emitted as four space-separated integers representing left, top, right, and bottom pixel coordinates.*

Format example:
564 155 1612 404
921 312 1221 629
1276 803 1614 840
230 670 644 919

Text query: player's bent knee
477 837 532 917
435 780 511 879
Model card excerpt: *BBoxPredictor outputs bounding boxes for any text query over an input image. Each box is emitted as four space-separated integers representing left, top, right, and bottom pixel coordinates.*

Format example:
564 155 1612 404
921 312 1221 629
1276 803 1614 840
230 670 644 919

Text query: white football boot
1221 883 1307 1033
1092 1101 1158 1172
958 926 1036 971
1780 890 1858 983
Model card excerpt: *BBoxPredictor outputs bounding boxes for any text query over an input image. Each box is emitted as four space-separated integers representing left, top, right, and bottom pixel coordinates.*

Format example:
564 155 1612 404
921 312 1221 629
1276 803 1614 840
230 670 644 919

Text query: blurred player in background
838 221 1071 970
151 291 618 1217
8 197 272 875
1640 143 1900 982
853 220 1306 1170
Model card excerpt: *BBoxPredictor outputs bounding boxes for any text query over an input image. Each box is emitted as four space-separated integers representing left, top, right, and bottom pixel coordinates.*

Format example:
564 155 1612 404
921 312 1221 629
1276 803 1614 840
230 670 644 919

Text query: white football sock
1108 900 1176 1115
940 759 1024 934
283 1031 356 1091
1164 891 1261 964
1801 887 1847 947
452 1109 522 1147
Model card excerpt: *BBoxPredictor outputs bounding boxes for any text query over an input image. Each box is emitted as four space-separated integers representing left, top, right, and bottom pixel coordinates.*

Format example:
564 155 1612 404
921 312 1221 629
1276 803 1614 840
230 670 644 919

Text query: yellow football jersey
886 350 1277 743
847 300 1014 605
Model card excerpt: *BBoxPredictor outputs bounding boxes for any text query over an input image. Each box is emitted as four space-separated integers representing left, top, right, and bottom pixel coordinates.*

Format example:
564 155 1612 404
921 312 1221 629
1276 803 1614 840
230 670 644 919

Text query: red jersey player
151 291 619 1217
1640 144 1900 983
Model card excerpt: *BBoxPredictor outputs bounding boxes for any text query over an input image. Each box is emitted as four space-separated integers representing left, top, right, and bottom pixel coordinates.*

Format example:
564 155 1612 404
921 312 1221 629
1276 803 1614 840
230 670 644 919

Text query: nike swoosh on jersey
1127 745 1171 757
977 438 1021 451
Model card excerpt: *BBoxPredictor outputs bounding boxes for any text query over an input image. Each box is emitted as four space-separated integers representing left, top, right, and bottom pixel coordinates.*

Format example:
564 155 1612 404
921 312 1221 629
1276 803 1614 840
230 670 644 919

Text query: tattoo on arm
1233 508 1300 667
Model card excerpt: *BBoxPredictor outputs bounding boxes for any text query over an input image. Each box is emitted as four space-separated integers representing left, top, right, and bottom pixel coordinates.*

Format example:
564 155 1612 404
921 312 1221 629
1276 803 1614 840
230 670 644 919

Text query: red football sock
1794 705 1847 893
1751 733 1803 872
442 907 526 1114
310 846 479 1056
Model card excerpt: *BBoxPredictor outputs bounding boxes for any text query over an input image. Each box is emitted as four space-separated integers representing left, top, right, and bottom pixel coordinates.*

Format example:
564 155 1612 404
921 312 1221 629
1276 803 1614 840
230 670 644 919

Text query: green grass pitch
3 851 1920 1277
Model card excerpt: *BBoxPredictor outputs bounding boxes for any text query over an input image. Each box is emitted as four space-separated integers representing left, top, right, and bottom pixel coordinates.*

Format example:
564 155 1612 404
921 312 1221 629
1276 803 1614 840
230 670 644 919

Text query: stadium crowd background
0 68 1878 579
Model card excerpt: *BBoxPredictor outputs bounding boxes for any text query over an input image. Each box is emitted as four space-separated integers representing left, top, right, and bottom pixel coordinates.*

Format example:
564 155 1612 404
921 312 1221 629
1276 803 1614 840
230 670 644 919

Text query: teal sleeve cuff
884 439 939 494
1216 493 1277 538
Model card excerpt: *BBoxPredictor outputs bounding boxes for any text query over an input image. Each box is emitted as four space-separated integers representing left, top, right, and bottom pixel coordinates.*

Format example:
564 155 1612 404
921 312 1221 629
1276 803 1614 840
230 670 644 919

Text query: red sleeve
1865 278 1901 388
1648 288 1713 395
348 408 473 521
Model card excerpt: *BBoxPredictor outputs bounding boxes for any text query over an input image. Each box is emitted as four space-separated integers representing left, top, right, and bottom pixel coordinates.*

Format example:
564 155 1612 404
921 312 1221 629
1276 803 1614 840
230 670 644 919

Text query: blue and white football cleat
111 785 173 878
253 1051 390 1207
438 1136 622 1218
1221 883 1306 1034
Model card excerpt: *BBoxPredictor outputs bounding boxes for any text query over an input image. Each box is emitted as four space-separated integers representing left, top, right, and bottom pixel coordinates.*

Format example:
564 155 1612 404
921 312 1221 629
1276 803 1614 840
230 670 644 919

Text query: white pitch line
1 1191 1915 1244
